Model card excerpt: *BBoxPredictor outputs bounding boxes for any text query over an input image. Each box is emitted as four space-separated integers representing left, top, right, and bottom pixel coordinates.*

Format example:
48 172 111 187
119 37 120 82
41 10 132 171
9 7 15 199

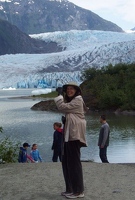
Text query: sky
69 0 135 31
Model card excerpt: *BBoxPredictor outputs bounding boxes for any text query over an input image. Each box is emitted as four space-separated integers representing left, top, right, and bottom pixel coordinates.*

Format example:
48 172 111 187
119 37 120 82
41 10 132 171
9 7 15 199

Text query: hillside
0 19 63 55
0 0 123 34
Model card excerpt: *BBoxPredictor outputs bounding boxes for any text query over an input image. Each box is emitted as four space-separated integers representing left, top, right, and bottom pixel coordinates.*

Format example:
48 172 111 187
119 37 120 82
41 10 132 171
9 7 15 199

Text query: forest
81 63 135 111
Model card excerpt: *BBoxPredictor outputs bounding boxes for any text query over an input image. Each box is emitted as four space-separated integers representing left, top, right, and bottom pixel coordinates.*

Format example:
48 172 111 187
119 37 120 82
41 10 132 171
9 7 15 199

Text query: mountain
0 30 135 89
0 19 63 55
0 0 123 34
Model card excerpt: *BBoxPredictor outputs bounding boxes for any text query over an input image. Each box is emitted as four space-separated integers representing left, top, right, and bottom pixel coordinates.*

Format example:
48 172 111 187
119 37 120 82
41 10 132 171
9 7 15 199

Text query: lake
0 89 135 163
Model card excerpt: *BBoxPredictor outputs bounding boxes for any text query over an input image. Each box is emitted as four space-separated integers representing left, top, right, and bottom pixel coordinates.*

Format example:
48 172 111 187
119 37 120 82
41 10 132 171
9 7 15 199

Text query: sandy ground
0 162 135 200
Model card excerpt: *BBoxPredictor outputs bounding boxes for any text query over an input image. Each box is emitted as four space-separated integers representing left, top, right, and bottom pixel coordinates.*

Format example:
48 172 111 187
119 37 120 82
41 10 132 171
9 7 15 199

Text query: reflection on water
0 89 135 163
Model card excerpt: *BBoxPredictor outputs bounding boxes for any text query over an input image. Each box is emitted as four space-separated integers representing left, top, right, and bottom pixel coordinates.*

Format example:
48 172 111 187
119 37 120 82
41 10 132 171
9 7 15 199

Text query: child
52 122 63 162
30 144 42 163
18 142 35 163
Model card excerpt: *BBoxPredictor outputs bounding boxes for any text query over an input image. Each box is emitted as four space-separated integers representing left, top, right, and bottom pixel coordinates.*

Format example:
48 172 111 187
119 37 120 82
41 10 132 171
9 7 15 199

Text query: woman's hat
63 82 81 93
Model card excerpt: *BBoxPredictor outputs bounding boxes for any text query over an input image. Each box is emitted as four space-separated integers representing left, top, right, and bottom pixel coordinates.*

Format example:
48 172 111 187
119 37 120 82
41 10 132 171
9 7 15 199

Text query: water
0 89 135 163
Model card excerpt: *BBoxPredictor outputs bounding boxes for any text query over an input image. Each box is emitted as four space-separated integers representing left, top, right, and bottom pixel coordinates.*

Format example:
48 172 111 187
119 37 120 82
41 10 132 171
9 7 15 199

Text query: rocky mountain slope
0 0 123 34
0 19 63 55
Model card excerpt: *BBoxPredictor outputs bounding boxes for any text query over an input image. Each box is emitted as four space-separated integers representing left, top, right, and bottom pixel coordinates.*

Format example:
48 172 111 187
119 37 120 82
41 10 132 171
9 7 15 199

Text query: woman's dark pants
62 140 84 194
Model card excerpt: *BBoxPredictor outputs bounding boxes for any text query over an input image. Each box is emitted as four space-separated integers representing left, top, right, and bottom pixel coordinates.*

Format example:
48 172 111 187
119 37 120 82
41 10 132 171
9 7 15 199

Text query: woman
54 82 88 199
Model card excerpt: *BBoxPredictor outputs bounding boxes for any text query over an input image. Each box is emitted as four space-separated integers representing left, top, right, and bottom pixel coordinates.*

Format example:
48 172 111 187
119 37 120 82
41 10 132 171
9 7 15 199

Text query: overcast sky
69 0 135 30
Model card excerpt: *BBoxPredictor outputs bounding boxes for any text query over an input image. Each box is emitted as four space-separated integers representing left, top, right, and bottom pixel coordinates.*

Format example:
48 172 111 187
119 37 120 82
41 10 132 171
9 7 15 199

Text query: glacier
0 30 135 89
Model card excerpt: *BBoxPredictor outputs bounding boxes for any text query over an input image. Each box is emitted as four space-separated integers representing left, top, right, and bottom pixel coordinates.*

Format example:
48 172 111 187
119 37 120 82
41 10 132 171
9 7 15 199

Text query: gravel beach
0 162 135 200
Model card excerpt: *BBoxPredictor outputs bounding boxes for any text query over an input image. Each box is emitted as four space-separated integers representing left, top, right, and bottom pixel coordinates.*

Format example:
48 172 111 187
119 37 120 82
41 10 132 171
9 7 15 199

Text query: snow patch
31 88 52 95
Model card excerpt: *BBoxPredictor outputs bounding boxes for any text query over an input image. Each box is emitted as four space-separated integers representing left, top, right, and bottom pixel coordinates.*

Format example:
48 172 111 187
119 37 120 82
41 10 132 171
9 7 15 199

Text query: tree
0 127 20 163
81 63 135 111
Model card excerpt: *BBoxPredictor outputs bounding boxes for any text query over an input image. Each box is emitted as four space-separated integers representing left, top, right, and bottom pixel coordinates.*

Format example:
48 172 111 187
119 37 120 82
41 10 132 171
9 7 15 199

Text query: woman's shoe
61 192 73 196
66 193 84 199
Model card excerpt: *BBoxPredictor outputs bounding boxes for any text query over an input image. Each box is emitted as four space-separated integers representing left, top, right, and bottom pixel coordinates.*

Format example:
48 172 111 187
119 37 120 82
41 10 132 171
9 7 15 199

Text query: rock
31 100 58 111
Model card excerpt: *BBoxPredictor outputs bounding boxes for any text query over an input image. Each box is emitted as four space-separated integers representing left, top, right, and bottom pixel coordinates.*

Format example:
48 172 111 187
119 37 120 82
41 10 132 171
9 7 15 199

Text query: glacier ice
0 30 135 89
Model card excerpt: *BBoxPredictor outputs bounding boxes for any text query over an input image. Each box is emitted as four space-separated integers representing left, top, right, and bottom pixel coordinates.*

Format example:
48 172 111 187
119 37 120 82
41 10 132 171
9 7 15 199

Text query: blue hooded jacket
18 147 27 163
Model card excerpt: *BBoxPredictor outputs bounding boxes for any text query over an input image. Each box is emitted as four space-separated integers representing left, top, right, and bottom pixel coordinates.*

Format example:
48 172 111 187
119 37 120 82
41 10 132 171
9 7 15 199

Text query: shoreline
9 95 135 115
0 162 135 200
9 95 135 116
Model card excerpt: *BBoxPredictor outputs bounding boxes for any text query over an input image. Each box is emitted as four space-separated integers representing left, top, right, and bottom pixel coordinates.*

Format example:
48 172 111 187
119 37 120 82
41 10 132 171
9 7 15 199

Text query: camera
56 87 63 96
61 115 66 125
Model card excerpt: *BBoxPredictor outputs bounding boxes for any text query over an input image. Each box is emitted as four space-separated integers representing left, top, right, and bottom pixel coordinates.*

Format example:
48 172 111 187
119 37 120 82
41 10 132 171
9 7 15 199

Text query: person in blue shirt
30 144 42 163
18 142 34 163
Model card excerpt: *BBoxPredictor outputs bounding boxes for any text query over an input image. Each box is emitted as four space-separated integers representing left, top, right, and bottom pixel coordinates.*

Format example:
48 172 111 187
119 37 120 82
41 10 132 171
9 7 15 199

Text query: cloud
69 0 135 29
118 1 135 22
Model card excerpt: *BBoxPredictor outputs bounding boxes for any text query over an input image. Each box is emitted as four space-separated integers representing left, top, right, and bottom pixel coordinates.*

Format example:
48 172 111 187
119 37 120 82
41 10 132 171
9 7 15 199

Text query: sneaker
66 193 84 199
61 192 73 196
